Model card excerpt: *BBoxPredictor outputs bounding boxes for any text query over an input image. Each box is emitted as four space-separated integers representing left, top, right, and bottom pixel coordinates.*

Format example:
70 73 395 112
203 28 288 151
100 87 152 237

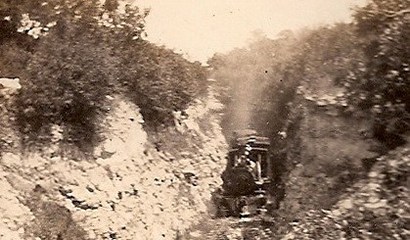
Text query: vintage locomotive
212 129 274 218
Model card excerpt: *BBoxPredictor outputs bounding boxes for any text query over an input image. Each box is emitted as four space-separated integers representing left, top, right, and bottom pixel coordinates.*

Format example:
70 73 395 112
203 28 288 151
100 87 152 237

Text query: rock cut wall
0 87 228 240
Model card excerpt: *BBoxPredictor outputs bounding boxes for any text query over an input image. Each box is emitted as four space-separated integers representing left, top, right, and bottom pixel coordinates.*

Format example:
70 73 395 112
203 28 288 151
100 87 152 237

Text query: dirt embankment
0 85 228 240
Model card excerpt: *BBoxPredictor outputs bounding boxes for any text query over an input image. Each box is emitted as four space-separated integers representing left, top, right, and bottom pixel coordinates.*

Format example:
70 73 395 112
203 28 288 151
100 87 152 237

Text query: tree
5 0 207 151
353 0 410 143
15 0 116 150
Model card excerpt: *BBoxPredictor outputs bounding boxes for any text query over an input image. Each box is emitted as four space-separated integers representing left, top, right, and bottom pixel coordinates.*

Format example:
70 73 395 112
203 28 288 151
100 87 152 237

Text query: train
212 129 275 219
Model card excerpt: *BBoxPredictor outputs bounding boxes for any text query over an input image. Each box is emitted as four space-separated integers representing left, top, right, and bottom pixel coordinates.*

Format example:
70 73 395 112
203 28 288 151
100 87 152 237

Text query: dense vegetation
351 0 409 145
209 0 409 149
0 0 206 151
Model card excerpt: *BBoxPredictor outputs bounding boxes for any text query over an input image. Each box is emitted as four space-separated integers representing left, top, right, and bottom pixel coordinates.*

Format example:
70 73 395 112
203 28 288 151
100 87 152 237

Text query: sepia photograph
0 0 409 239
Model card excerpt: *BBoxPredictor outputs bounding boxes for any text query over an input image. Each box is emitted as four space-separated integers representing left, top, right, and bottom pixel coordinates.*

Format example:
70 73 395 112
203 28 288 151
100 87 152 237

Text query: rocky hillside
0 84 228 240
281 145 409 240
274 74 409 239
280 82 381 221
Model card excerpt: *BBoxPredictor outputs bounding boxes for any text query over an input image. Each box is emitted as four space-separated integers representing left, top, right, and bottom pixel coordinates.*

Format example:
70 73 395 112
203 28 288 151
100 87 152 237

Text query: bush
117 41 207 126
2 0 208 151
15 19 114 150
349 0 410 143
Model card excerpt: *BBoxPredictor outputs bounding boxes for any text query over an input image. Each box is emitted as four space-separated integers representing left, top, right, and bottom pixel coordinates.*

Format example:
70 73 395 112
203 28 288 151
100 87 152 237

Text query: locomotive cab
226 135 271 185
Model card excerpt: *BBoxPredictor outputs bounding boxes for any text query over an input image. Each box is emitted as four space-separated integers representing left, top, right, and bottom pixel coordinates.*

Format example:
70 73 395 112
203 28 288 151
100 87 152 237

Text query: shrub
15 20 114 150
3 0 207 151
116 41 207 127
349 0 410 144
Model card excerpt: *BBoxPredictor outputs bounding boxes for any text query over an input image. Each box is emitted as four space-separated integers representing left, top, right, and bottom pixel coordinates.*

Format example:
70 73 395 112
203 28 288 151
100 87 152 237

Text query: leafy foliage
16 28 114 148
116 41 207 126
0 0 207 151
350 0 410 143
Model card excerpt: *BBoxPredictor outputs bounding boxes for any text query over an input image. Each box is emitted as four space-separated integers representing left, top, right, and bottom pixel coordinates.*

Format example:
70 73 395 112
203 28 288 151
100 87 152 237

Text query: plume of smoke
210 30 298 140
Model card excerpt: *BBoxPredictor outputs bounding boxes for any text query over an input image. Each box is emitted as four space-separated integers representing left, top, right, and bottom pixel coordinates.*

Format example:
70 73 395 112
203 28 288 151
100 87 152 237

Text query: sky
130 0 367 63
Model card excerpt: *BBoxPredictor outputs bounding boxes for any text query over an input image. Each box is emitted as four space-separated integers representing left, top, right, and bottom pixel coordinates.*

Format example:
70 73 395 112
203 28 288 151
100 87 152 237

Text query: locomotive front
212 130 273 218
